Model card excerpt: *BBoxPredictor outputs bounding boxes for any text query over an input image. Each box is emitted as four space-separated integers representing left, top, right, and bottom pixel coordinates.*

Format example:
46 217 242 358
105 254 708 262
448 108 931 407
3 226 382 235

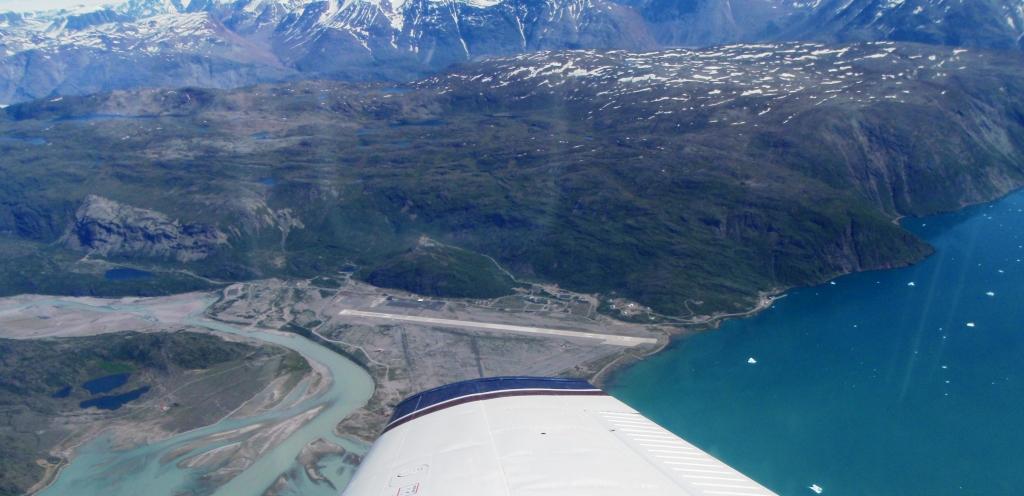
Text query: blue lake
105 268 154 281
82 373 131 394
609 190 1024 495
80 386 150 410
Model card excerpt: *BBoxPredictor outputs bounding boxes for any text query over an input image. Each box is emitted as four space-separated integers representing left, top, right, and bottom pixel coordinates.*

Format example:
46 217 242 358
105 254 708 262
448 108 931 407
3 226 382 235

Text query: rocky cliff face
64 195 228 262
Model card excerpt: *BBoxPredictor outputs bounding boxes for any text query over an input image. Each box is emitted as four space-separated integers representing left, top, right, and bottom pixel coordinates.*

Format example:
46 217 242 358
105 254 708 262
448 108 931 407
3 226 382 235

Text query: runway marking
337 309 657 347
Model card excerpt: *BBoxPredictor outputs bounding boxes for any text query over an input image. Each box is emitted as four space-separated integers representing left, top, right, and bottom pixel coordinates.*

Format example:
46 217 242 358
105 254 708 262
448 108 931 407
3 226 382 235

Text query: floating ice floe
747 357 758 364
829 281 836 286
907 282 916 287
810 483 824 494
966 322 976 328
986 291 995 297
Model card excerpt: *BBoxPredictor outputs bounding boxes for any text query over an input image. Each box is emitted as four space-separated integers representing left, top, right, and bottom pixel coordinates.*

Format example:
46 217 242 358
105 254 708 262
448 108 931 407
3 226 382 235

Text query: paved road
337 309 657 347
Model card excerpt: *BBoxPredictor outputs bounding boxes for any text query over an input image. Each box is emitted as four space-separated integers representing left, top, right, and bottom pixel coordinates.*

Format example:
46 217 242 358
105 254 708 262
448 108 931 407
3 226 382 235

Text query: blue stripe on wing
388 376 598 426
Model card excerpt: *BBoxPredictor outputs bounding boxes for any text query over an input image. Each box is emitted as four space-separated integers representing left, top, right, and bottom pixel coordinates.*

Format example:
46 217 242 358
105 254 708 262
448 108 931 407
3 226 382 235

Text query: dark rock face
65 195 227 262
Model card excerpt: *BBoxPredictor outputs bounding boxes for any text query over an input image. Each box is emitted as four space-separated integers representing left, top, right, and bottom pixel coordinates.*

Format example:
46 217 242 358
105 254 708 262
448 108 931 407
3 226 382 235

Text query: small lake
82 372 131 394
609 190 1024 495
105 268 154 281
80 386 150 410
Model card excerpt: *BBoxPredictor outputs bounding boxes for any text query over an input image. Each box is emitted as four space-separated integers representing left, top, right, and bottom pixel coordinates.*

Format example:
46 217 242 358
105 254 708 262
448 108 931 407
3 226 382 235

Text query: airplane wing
343 376 777 496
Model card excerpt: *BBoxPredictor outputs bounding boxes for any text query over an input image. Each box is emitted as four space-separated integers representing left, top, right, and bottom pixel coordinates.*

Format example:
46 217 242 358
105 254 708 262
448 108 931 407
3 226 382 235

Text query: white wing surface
343 377 777 496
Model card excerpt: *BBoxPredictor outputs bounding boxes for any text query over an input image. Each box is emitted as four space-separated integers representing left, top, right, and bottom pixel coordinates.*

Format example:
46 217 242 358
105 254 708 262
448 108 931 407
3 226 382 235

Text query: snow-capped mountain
0 0 658 104
1 0 1023 105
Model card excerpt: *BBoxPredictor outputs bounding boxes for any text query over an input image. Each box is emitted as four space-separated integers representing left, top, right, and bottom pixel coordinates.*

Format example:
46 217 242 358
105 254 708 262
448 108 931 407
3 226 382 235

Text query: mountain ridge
4 0 1024 104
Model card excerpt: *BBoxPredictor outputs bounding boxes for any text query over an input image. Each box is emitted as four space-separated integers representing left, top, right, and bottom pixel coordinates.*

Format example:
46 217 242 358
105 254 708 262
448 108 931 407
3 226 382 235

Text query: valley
0 275 665 495
0 309 312 496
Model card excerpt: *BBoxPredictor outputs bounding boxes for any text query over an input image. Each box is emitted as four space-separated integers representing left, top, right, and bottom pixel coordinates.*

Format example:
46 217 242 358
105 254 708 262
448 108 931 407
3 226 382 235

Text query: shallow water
37 298 374 496
609 191 1024 495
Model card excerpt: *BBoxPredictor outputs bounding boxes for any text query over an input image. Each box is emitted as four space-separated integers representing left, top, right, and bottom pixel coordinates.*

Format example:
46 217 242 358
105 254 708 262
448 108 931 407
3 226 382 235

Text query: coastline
10 183 1014 496
593 188 1024 494
590 290 784 389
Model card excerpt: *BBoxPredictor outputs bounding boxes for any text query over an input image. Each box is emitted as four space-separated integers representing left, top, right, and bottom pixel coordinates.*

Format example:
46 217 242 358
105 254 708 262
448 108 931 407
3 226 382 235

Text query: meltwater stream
37 299 374 496
610 191 1024 495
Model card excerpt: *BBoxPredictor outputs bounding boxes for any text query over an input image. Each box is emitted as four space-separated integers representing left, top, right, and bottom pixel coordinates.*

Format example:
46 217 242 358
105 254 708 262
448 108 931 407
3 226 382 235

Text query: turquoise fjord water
609 190 1024 496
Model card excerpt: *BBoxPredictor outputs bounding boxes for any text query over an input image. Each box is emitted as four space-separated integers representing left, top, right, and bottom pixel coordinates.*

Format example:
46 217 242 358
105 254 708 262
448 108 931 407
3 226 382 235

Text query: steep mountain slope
0 6 295 104
0 0 657 104
615 0 806 45
2 42 1023 317
272 0 656 77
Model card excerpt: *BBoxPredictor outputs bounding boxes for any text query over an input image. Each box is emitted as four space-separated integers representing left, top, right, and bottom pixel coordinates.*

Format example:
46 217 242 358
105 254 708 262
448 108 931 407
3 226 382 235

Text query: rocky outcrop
64 195 227 262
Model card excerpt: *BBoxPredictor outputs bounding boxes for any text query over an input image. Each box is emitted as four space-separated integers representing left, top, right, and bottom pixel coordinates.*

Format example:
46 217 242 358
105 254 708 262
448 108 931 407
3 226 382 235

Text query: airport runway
337 309 657 347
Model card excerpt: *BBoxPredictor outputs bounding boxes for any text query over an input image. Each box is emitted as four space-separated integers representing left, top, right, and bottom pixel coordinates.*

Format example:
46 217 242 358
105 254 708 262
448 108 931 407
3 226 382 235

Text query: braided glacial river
36 298 374 496
33 191 1024 496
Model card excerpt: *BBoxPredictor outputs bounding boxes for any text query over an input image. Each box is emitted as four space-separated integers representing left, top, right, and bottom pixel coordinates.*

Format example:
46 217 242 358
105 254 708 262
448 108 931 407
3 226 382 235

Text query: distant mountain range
2 0 1024 104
